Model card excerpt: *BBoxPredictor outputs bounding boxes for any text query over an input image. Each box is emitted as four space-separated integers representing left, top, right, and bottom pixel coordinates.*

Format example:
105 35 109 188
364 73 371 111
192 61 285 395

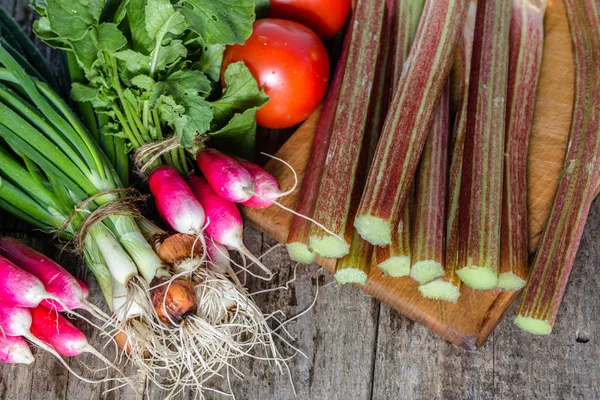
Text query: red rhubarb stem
410 82 450 285
308 0 386 259
285 24 353 264
515 0 600 335
455 0 511 290
498 0 547 291
353 0 469 247
419 1 477 302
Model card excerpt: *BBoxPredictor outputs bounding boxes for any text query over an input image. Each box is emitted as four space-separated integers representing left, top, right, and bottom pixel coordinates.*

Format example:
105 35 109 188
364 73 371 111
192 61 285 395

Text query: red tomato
268 0 352 40
222 18 330 129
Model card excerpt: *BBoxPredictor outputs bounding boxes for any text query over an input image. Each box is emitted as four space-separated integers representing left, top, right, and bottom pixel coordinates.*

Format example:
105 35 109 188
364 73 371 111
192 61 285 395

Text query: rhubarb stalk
515 0 600 335
308 0 385 259
419 1 476 302
410 83 450 284
285 25 352 264
375 0 426 277
455 0 511 290
335 0 395 284
354 0 469 246
498 0 547 291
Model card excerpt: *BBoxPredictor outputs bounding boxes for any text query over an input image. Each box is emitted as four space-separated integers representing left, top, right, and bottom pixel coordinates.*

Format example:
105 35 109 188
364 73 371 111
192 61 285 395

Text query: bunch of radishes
0 238 122 381
149 148 289 279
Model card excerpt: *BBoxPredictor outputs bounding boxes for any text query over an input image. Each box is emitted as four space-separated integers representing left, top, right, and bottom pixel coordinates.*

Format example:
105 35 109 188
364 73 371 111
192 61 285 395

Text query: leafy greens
32 0 267 171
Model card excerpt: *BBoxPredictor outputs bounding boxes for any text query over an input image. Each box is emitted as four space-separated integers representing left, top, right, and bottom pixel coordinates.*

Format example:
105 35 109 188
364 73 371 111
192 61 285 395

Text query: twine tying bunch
134 137 181 176
133 134 211 176
58 189 150 253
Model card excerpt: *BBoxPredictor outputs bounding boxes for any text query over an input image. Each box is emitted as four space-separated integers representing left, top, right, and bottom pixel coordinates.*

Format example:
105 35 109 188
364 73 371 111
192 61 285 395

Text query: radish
76 278 90 298
148 165 206 235
29 306 129 382
0 238 107 321
0 304 123 382
205 239 231 272
0 335 34 365
234 156 287 209
196 148 255 203
198 149 339 242
0 254 70 310
187 175 272 279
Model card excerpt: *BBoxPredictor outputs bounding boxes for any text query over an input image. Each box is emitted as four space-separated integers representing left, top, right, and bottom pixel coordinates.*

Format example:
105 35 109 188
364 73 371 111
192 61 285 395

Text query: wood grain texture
242 0 587 350
0 0 599 399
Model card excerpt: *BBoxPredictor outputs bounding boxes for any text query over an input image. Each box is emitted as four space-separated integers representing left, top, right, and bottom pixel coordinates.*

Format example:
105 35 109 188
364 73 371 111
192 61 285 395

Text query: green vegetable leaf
211 62 268 128
194 43 225 82
153 39 187 73
156 94 187 134
145 0 188 77
71 83 100 102
96 23 128 52
152 71 213 146
123 89 141 114
145 0 187 39
178 0 255 45
210 108 257 160
101 0 131 24
70 29 98 73
114 50 151 75
131 75 156 91
127 0 154 53
30 0 48 16
164 70 212 98
45 0 103 40
33 17 70 50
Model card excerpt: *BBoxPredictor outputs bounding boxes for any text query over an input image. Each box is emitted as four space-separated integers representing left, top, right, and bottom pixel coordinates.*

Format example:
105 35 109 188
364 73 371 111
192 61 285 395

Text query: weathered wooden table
0 1 599 399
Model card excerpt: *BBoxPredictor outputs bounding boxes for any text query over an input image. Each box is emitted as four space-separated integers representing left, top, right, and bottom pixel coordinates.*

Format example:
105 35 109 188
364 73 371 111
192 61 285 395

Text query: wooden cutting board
243 0 587 350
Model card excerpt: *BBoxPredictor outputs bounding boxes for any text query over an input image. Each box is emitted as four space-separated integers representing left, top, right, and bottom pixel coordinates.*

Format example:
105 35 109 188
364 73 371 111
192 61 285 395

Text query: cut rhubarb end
308 235 350 259
334 269 368 285
378 255 411 277
286 243 316 264
410 260 444 284
354 215 391 246
514 316 552 336
456 266 498 290
497 272 526 291
418 279 460 303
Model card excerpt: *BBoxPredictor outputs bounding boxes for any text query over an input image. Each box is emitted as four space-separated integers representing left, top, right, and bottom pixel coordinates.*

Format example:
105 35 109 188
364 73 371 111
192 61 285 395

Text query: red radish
206 239 231 272
235 157 284 209
0 254 69 310
29 306 127 380
76 278 90 298
0 238 88 312
0 304 106 380
196 149 255 203
0 336 34 365
149 166 206 235
187 175 271 278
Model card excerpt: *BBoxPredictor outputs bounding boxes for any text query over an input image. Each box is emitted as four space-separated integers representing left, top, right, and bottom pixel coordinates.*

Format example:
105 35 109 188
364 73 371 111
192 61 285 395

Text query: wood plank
491 199 600 399
372 199 600 399
242 0 582 350
372 304 495 399
213 230 379 400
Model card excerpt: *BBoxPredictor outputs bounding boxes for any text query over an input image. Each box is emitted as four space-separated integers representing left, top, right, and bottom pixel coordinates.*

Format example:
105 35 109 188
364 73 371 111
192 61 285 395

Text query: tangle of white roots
107 260 299 399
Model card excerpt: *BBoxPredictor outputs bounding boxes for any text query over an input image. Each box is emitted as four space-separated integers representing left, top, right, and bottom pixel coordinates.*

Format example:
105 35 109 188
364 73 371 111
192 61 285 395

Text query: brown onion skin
150 277 197 325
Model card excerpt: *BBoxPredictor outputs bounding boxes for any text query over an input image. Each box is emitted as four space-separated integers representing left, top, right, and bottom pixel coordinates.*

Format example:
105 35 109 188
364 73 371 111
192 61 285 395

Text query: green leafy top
32 0 266 170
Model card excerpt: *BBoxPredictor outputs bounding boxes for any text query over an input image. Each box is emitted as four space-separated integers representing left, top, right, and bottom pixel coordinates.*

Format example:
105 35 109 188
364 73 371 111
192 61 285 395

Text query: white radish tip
10 345 35 365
